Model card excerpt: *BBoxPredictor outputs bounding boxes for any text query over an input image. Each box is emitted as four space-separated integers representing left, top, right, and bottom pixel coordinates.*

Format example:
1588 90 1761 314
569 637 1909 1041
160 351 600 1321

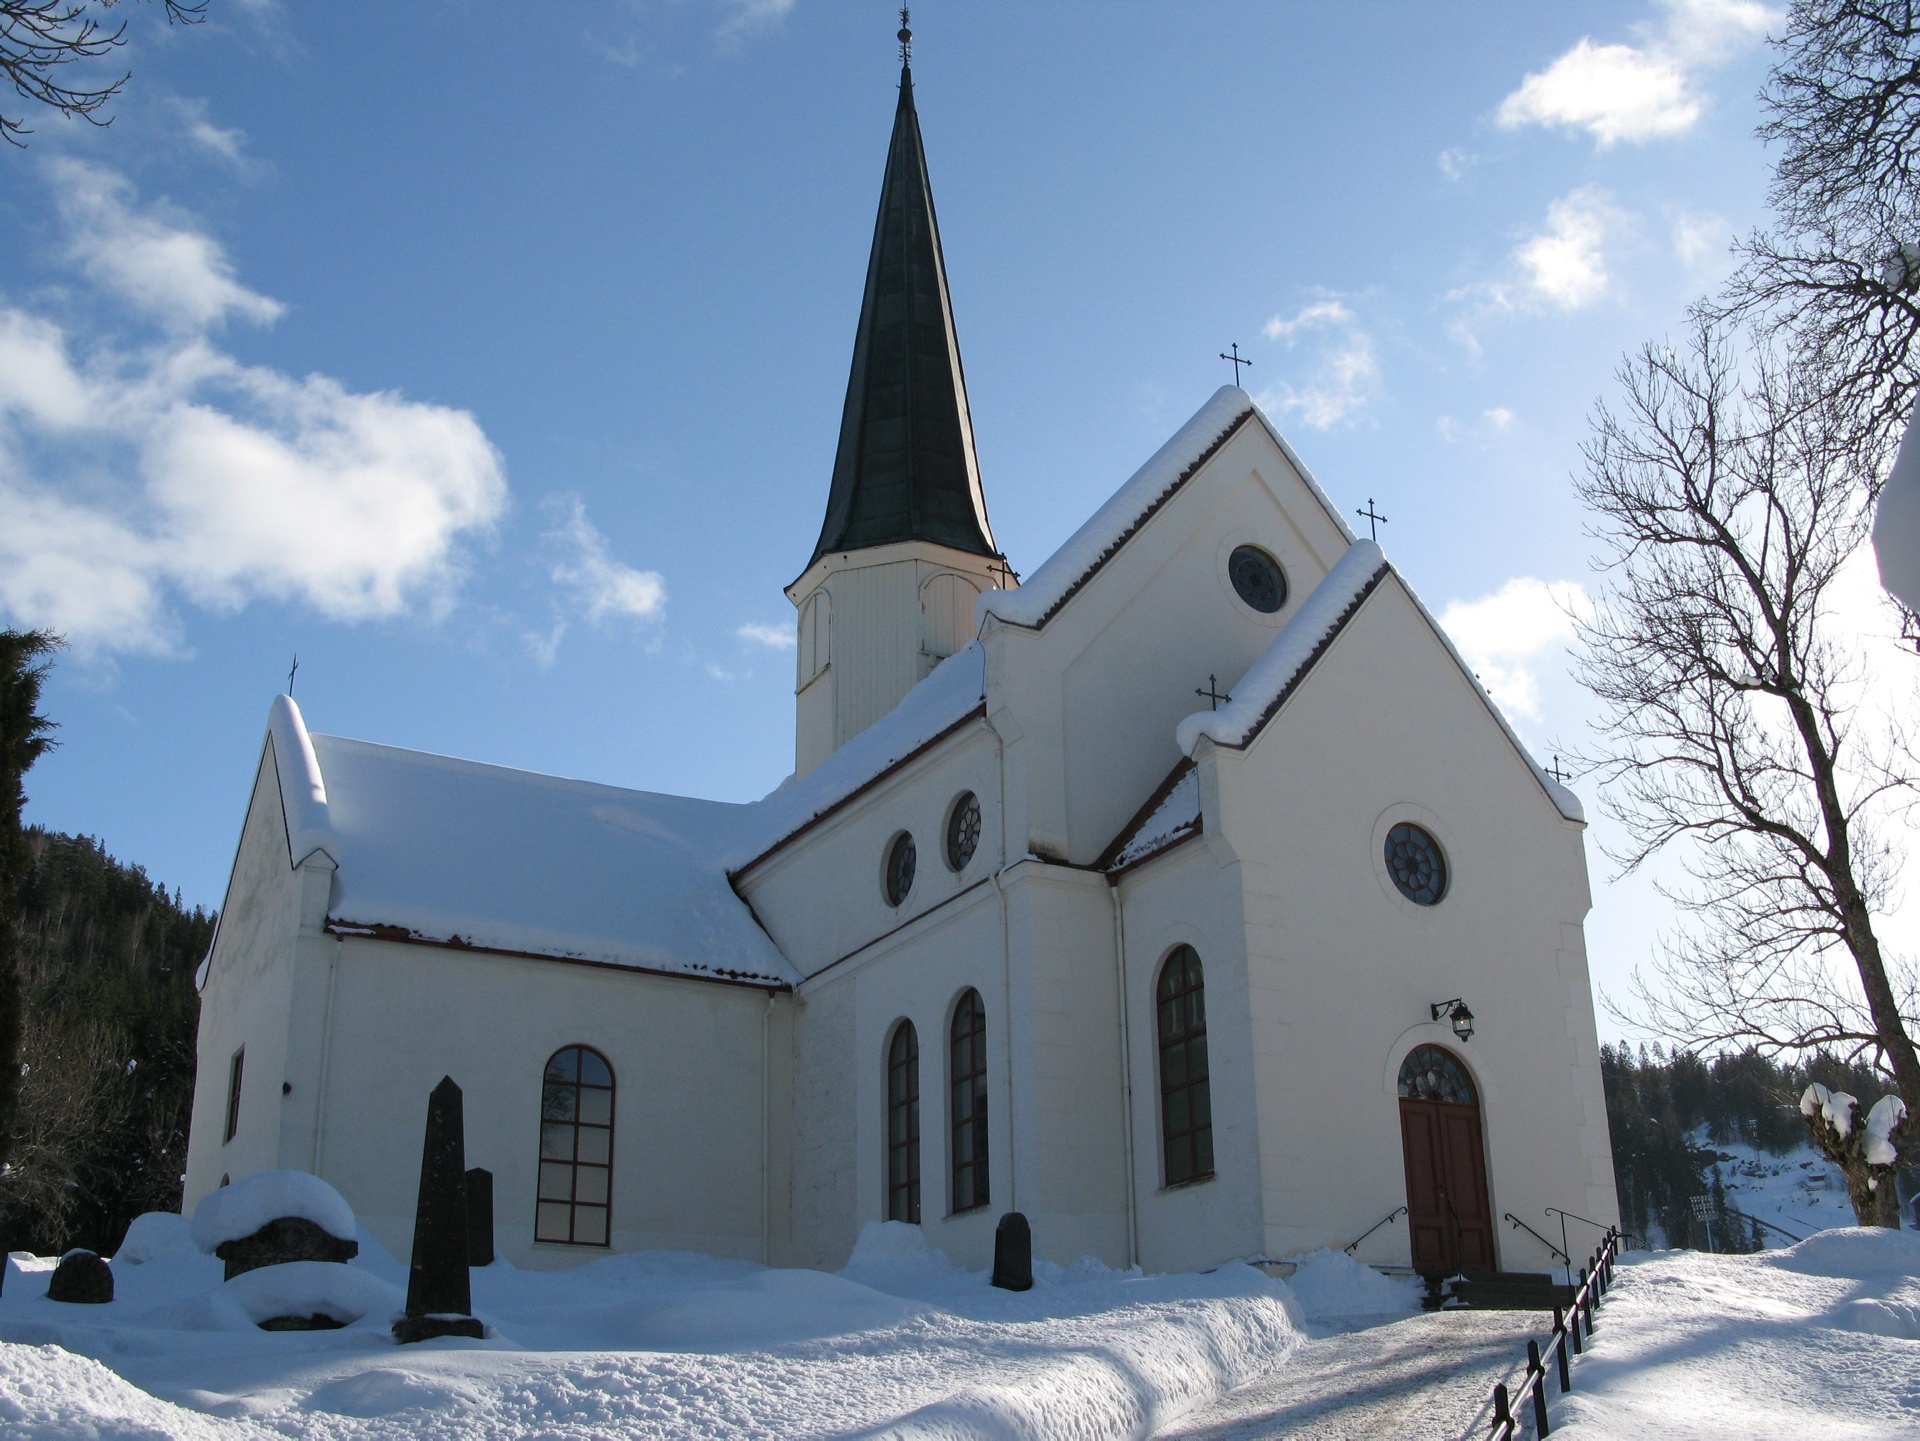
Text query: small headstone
215 1216 358 1281
47 1250 114 1304
466 1167 494 1268
991 1211 1033 1292
259 1313 348 1331
394 1076 485 1343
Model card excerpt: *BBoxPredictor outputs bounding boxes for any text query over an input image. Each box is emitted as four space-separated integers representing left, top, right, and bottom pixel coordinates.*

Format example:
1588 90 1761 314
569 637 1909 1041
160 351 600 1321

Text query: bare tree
1719 1 1920 448
2 0 206 146
1573 321 1920 1133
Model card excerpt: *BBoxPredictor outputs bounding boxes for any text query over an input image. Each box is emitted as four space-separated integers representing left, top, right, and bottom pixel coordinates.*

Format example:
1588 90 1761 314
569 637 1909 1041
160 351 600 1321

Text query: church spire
808 23 997 569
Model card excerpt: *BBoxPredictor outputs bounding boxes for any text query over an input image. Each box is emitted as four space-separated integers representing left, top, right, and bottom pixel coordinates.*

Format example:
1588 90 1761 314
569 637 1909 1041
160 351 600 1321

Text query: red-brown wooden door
1399 1096 1496 1275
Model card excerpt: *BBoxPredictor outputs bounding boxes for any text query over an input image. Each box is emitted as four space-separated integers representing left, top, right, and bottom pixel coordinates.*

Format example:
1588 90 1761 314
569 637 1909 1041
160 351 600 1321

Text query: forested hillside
0 828 211 1256
1601 1042 1897 1248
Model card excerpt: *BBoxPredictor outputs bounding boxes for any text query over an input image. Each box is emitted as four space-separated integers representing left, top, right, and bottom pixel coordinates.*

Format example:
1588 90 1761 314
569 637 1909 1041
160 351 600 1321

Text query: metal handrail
1487 1226 1623 1439
1545 1206 1639 1248
1341 1205 1407 1255
1503 1211 1571 1265
1721 1202 1808 1245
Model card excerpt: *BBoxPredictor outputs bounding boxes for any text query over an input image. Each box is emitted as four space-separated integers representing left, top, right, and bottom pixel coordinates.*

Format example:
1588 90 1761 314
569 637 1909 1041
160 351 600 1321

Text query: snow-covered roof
1174 541 1585 826
1097 761 1201 875
978 386 1356 632
267 698 797 987
726 642 988 872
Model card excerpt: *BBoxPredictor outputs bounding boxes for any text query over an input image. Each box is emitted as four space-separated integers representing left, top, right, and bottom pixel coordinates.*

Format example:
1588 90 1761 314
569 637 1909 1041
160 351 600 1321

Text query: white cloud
1438 148 1477 181
735 621 794 649
545 496 666 626
1258 294 1380 430
1438 407 1519 443
716 0 794 41
51 159 282 330
1516 187 1619 309
1496 0 1776 148
1670 208 1731 268
169 98 250 167
1441 578 1592 721
0 166 507 654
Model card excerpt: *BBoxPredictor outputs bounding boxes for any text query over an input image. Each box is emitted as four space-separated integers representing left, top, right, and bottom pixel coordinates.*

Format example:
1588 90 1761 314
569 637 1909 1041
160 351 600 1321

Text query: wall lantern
1430 998 1475 1043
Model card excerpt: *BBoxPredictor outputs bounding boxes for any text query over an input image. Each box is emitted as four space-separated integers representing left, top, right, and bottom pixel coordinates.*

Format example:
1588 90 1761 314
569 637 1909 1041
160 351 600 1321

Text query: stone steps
1424 1270 1577 1311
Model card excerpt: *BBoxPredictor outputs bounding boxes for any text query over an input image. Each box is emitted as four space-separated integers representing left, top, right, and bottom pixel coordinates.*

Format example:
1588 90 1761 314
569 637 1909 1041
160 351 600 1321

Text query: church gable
979 388 1355 863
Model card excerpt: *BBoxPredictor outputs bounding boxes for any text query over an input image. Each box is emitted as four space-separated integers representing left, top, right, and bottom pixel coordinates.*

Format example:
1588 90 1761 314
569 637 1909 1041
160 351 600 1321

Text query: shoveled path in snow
1154 1309 1544 1440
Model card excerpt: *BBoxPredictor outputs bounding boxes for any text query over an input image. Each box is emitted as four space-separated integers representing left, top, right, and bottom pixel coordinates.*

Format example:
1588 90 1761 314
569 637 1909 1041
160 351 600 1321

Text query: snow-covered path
1154 1310 1543 1440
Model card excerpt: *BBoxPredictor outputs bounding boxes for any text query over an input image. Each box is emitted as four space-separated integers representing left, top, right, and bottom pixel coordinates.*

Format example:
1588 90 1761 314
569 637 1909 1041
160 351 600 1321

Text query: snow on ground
0 1220 1323 1440
1551 1228 1920 1440
1704 1135 1862 1244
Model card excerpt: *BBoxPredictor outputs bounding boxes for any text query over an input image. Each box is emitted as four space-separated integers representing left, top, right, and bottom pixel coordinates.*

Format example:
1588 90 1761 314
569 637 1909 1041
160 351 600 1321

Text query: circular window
1384 823 1447 906
884 832 917 907
946 792 981 871
1228 545 1287 614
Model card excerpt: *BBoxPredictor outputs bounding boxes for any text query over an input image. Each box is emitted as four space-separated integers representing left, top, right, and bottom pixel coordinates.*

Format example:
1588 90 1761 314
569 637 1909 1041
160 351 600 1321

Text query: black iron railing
1720 1202 1807 1246
1341 1205 1407 1256
1486 1226 1623 1439
1502 1211 1571 1268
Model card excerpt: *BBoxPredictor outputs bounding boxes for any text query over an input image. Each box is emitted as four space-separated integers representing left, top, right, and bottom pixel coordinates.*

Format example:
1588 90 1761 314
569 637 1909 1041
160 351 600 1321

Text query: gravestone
991 1211 1033 1292
215 1216 358 1281
394 1076 485 1343
47 1249 114 1304
466 1167 494 1268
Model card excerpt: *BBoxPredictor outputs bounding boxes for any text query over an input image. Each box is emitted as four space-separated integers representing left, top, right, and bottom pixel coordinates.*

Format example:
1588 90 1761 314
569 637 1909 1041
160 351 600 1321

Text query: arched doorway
1397 1045 1495 1274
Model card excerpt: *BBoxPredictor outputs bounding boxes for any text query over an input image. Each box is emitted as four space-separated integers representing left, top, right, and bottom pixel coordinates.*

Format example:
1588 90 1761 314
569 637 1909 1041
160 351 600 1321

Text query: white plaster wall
305 940 778 1269
1206 577 1616 1269
1114 837 1266 1273
983 421 1350 866
184 740 318 1212
741 726 1002 979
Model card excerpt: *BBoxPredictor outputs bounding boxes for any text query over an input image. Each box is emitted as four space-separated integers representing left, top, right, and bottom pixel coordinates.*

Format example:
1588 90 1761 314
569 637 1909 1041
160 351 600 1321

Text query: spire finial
897 7 912 65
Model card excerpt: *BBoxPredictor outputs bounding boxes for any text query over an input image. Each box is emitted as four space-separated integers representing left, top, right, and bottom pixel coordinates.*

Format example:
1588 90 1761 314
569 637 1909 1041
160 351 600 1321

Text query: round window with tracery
884 831 917 907
1228 545 1287 614
1385 822 1447 906
946 792 981 871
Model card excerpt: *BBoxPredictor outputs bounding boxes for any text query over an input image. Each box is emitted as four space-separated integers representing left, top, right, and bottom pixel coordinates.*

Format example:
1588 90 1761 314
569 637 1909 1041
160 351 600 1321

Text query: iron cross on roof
287 653 299 696
1219 343 1252 385
897 7 911 63
1356 497 1388 541
1195 674 1231 710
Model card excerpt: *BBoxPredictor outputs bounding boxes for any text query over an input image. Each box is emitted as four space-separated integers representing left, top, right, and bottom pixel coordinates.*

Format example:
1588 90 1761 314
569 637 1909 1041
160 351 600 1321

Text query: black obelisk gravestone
394 1076 485 1342
465 1167 494 1268
991 1211 1033 1291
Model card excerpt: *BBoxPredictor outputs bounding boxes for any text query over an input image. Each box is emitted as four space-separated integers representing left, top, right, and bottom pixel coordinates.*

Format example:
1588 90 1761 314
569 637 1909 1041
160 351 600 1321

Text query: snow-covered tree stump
1801 1084 1908 1227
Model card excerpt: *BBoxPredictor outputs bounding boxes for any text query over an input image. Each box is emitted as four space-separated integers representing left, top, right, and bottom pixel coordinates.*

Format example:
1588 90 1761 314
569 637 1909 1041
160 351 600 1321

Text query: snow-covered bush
1800 1083 1908 1226
114 1212 196 1265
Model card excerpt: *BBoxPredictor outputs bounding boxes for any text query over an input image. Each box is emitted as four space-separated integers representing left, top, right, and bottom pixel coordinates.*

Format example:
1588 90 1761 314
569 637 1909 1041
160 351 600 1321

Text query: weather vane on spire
898 7 912 65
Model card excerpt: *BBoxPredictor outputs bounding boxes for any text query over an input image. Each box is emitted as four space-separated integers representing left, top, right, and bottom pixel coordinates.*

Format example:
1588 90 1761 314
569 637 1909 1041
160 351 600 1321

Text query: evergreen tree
0 629 59 1175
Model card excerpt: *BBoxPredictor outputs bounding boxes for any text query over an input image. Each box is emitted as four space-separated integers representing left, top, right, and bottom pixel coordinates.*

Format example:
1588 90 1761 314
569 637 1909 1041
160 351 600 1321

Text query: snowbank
118 1212 198 1265
0 1222 1308 1439
190 1173 356 1252
1550 1228 1920 1440
1279 1249 1422 1322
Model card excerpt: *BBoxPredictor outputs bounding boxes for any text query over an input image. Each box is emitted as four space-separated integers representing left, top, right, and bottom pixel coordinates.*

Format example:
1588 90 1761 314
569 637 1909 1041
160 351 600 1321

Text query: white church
183 54 1619 1282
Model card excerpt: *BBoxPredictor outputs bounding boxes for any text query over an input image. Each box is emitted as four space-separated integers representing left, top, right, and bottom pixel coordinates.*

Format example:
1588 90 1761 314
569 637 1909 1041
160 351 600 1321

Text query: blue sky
0 1 1792 1033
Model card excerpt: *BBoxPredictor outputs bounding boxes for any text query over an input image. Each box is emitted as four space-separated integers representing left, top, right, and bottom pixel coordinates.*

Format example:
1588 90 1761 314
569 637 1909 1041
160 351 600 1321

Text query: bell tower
788 21 1012 778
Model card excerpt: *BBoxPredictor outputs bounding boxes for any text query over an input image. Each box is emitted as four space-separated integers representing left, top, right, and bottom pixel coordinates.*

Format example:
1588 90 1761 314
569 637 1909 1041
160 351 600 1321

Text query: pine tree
0 630 59 1175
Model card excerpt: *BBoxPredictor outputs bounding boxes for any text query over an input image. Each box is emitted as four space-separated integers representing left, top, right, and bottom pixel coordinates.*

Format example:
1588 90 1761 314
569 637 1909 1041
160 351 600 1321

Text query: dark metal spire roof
807 63 997 569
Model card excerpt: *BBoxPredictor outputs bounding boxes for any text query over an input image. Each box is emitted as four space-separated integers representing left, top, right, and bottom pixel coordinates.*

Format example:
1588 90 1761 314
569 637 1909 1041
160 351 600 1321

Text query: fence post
1553 1308 1571 1390
1528 1340 1551 1436
1492 1382 1512 1439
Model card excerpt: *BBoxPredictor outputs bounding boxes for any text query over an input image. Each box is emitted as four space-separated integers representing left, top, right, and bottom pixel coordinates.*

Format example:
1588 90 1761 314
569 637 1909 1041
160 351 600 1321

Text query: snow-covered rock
116 1212 198 1265
217 1261 402 1331
190 1171 356 1254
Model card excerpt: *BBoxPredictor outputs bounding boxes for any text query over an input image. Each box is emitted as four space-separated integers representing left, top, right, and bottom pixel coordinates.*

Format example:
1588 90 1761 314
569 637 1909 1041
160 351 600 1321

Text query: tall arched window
887 1021 921 1224
949 990 990 1213
1157 946 1214 1186
537 1045 614 1246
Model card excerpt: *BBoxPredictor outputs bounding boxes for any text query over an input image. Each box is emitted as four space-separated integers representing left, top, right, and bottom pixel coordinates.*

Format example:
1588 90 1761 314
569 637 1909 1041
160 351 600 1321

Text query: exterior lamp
1430 999 1475 1042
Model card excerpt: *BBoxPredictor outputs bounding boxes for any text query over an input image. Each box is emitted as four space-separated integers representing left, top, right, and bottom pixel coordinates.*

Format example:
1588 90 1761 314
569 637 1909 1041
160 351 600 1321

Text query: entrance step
1423 1270 1576 1311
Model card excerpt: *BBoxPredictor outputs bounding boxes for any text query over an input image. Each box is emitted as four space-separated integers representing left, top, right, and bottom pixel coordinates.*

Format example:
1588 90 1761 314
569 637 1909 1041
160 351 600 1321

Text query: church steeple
786 21 1013 780
808 41 996 569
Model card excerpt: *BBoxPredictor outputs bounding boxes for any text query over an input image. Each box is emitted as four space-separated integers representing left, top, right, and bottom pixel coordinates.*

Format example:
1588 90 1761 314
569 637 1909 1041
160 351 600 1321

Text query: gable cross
287 653 299 696
1195 674 1231 711
1547 755 1570 783
1219 342 1252 386
1356 497 1388 541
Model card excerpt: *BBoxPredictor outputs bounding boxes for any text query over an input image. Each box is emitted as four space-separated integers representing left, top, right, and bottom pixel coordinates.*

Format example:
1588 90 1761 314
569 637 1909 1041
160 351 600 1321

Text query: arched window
537 1045 614 1246
921 572 982 666
887 1021 921 1224
1157 946 1214 1186
949 990 990 1213
797 591 831 688
1398 1044 1477 1104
